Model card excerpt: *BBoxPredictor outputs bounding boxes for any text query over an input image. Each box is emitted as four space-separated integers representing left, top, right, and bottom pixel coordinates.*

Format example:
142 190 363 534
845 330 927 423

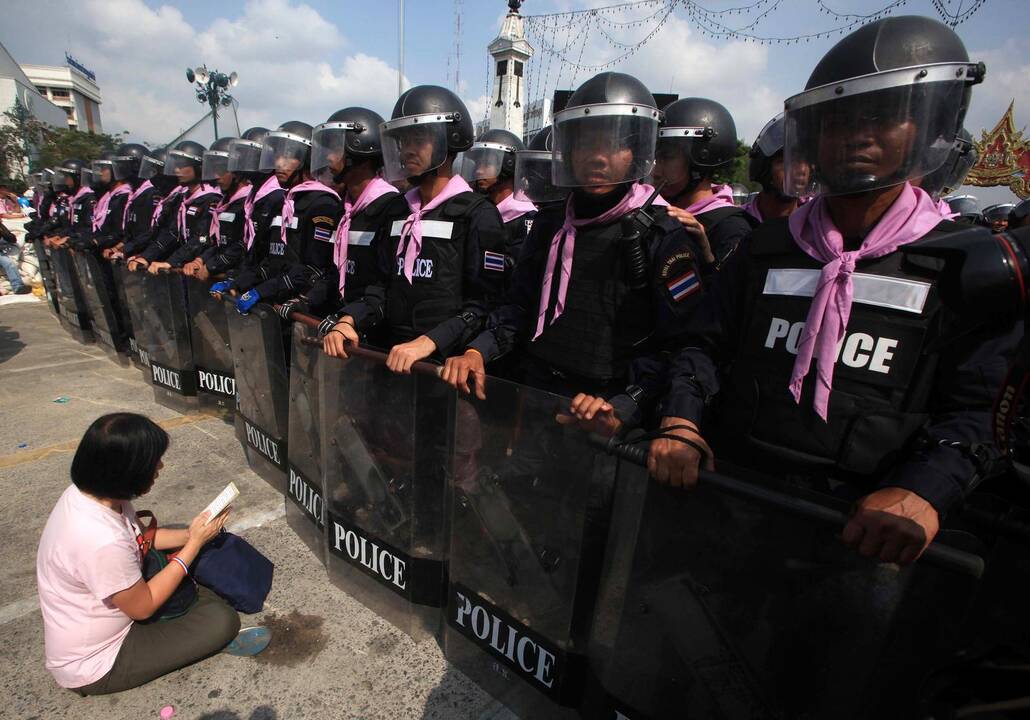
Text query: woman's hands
186 509 230 550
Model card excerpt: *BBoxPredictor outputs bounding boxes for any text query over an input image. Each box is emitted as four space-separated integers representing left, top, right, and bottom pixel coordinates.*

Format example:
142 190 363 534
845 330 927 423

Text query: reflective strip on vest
389 219 454 239
348 230 375 246
763 268 931 315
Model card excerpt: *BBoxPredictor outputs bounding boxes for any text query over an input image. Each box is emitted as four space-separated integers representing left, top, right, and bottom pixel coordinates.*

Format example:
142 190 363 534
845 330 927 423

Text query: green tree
0 98 48 183
37 126 124 170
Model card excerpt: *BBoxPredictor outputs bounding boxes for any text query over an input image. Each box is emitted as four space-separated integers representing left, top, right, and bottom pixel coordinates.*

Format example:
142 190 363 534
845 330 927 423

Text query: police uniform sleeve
202 203 246 275
338 212 394 331
465 212 550 363
253 196 341 301
122 193 159 256
708 212 753 266
67 195 97 249
424 201 506 357
140 199 183 262
880 320 1021 515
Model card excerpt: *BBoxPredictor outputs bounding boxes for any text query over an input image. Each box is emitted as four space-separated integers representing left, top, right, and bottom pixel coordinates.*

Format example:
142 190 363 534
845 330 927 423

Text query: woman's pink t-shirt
36 485 144 688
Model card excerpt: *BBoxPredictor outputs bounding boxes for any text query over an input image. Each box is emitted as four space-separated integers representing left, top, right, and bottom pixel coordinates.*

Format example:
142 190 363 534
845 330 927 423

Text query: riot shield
118 265 153 375
185 277 235 419
227 303 290 493
49 245 93 343
32 238 60 317
141 271 197 413
440 377 615 719
285 322 327 566
583 459 986 720
320 348 451 639
111 262 145 369
72 252 128 362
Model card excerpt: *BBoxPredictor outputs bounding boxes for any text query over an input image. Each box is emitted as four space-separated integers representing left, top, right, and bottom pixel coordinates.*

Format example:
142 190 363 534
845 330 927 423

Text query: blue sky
3 0 1026 202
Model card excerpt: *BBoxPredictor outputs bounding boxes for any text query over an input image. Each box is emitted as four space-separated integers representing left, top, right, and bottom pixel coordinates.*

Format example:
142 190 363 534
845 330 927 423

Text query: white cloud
27 0 406 145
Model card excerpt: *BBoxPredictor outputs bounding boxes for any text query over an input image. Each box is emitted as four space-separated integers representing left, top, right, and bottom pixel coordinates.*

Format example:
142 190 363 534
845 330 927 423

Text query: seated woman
36 412 240 696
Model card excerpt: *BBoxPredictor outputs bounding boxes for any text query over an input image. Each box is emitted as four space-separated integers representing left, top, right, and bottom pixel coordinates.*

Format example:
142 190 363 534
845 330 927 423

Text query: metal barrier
227 301 290 493
185 277 235 418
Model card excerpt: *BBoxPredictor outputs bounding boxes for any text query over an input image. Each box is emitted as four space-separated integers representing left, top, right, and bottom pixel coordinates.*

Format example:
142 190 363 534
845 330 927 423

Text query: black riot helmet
143 148 177 193
163 140 206 184
748 113 784 187
1010 199 1030 229
552 72 661 189
655 97 738 195
380 85 475 182
514 125 568 204
984 202 1016 229
89 150 119 191
311 107 387 184
202 136 237 182
945 194 981 224
259 121 312 186
57 158 87 191
228 126 270 178
784 15 985 196
919 128 978 199
459 128 526 191
112 143 149 182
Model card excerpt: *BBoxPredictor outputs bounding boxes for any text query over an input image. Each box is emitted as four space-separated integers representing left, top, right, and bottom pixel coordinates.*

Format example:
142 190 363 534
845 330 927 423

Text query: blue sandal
223 626 271 656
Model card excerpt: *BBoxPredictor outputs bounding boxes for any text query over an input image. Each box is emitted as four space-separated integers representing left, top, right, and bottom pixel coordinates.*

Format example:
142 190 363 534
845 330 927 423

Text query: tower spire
488 0 533 138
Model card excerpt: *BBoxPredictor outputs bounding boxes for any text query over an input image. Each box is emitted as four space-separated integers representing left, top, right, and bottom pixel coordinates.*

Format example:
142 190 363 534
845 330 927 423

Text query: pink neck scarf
787 182 943 421
936 197 959 220
67 186 93 215
176 184 221 238
496 193 537 224
122 180 153 229
151 186 187 228
92 184 131 232
396 175 472 283
334 177 398 294
243 175 282 250
209 184 252 244
742 197 763 223
684 183 736 216
532 183 667 340
281 180 340 244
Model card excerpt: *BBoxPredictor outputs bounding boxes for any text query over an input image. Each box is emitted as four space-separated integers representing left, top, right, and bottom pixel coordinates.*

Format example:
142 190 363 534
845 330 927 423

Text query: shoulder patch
659 251 694 281
312 216 334 225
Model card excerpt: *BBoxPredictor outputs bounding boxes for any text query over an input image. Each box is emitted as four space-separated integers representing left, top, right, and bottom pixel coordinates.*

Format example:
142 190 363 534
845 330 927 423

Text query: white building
487 5 533 138
523 97 552 145
22 58 103 133
0 42 68 177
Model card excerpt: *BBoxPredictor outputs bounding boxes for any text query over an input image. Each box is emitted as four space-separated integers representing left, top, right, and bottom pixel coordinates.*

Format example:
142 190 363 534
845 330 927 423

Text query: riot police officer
650 16 1015 568
983 203 1016 233
441 71 704 426
322 85 506 372
512 125 569 209
81 151 133 252
99 143 154 259
459 128 536 277
209 126 285 299
181 137 251 282
944 193 982 226
306 107 406 330
139 140 221 274
25 169 61 243
119 148 173 260
918 128 977 212
45 159 94 249
743 113 808 223
652 97 754 265
232 121 342 315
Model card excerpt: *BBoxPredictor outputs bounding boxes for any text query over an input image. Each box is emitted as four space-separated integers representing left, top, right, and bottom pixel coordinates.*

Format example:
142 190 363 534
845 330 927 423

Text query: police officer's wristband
464 348 483 360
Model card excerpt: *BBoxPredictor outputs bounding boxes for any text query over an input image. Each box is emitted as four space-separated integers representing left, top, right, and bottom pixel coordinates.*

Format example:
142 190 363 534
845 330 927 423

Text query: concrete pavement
0 303 515 720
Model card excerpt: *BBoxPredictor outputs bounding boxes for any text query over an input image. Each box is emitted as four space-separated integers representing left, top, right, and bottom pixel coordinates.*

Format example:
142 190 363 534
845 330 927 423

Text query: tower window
514 61 524 77
496 60 508 76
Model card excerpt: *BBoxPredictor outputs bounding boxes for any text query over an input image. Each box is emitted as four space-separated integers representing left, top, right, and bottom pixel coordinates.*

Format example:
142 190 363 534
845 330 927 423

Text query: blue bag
192 531 274 613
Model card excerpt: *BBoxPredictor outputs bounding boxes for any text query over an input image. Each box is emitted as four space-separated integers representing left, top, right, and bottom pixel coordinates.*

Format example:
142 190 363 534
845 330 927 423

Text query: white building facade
0 42 68 177
487 7 533 138
22 59 103 133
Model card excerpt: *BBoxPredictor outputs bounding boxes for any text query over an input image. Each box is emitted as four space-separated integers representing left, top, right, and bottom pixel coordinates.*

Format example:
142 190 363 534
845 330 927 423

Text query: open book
202 482 239 524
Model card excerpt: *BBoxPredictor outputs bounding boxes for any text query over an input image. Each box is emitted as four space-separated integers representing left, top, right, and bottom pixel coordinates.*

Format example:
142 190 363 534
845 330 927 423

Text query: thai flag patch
313 226 334 243
667 270 700 301
483 251 506 272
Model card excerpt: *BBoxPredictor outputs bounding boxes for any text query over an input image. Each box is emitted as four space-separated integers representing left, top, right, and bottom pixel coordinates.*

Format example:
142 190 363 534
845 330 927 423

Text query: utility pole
398 0 405 97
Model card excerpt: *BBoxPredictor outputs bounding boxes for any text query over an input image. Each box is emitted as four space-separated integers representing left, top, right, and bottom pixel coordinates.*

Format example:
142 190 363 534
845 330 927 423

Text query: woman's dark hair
71 413 169 500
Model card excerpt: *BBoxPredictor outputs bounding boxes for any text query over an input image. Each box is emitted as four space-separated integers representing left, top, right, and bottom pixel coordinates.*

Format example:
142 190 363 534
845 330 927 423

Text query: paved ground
0 302 514 720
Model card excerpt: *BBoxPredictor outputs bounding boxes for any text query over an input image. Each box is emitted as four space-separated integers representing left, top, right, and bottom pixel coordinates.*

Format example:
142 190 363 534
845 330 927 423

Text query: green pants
74 587 241 696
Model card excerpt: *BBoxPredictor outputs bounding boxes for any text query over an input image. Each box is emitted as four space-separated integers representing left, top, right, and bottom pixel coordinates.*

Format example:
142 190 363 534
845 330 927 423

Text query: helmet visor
984 204 1016 222
202 151 230 182
258 132 311 174
514 150 568 204
458 145 509 185
380 116 450 183
754 114 786 158
552 104 659 188
139 155 165 180
112 155 139 181
945 195 979 217
311 122 358 184
163 149 202 176
228 139 264 174
784 65 974 196
91 159 115 185
80 167 94 187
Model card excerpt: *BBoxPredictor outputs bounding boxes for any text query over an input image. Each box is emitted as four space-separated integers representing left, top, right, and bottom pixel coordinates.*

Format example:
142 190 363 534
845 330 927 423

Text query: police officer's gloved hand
235 289 260 315
276 300 298 320
210 279 234 297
